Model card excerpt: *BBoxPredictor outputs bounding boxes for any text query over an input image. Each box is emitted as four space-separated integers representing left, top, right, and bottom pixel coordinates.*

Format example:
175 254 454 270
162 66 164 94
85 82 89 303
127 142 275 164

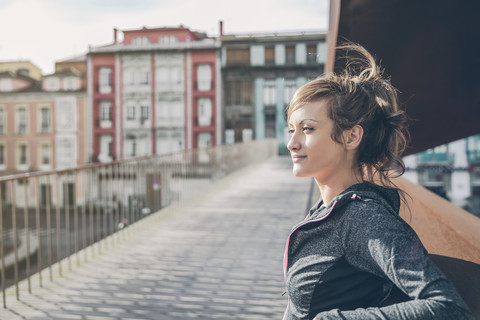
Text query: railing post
65 174 71 272
0 183 6 308
23 178 31 294
10 181 19 301
46 175 53 281
34 177 43 288
55 174 62 277
73 171 80 267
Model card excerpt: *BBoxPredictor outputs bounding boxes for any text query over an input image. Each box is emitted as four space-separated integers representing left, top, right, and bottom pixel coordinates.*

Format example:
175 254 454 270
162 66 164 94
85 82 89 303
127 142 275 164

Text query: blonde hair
287 43 409 187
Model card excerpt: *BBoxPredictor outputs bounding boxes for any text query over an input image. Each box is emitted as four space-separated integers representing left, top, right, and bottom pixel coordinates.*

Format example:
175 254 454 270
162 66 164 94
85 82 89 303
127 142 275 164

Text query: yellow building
0 60 42 80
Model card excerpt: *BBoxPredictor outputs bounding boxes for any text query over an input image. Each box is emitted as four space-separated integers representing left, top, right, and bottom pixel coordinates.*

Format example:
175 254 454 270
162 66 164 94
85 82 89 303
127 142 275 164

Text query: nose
287 133 301 151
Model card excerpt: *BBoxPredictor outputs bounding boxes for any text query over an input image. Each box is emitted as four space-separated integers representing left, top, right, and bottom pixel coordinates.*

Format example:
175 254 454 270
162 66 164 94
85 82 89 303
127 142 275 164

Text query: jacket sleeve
313 201 474 320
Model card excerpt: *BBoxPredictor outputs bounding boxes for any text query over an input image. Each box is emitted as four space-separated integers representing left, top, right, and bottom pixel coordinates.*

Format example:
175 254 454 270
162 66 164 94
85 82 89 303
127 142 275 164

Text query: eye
302 126 314 132
288 128 295 135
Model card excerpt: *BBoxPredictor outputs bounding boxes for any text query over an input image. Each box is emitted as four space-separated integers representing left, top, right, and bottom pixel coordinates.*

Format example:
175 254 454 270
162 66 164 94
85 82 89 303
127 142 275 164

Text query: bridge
0 154 309 319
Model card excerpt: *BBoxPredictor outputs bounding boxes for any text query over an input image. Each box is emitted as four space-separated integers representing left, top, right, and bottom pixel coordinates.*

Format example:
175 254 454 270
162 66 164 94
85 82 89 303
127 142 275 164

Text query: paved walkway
0 157 313 320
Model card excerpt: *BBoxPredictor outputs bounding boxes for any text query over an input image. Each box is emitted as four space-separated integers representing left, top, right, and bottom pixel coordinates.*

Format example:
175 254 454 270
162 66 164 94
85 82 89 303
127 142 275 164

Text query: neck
315 169 363 206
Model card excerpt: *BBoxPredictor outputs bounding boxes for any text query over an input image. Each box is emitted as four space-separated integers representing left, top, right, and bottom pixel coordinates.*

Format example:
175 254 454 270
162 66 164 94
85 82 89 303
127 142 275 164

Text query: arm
314 203 474 320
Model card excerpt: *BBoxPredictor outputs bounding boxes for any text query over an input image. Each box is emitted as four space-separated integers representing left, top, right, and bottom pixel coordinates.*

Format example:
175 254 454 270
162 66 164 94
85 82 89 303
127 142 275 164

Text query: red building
88 26 220 162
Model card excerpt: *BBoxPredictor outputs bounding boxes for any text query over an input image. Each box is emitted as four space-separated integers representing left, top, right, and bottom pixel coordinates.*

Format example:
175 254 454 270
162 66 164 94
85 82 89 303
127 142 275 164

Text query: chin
292 167 310 178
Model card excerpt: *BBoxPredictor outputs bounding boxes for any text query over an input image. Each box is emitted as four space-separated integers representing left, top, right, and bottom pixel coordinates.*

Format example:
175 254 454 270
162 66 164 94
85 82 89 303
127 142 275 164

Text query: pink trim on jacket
283 200 339 279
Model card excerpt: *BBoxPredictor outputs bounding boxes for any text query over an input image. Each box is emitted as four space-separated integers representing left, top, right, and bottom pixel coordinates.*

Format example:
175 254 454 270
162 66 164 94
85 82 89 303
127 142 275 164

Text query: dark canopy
328 0 480 155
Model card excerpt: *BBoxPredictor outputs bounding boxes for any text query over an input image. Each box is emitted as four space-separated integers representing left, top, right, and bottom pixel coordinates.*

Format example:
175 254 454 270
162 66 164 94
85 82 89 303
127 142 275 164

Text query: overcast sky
0 0 329 74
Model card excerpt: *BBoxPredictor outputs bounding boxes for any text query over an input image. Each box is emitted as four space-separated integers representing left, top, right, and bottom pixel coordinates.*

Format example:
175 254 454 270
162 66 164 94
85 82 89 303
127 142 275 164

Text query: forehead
288 100 328 123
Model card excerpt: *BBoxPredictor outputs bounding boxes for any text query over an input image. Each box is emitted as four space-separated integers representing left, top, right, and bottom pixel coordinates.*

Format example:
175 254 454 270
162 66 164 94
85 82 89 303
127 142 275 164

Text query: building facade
88 26 221 163
0 61 42 81
0 68 88 176
220 28 327 150
403 134 480 216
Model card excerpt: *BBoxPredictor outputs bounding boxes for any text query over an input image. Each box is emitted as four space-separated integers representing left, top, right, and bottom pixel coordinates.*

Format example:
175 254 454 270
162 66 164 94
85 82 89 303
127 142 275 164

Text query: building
403 134 480 216
55 54 88 91
0 60 42 81
220 24 327 150
87 25 221 163
0 65 88 177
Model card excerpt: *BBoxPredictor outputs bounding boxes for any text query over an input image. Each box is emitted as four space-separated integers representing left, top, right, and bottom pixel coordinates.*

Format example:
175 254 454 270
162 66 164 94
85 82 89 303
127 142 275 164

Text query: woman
283 43 473 320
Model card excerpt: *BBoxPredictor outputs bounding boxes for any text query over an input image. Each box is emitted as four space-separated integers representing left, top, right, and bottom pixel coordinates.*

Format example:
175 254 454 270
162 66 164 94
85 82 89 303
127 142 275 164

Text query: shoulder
339 197 418 244
341 197 398 225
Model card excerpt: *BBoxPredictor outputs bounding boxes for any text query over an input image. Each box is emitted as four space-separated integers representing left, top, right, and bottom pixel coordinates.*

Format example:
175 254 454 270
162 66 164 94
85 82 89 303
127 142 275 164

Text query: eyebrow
288 118 320 126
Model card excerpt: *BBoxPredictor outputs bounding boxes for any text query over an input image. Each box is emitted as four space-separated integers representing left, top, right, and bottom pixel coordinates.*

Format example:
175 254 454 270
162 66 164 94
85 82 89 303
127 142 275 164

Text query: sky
0 0 329 74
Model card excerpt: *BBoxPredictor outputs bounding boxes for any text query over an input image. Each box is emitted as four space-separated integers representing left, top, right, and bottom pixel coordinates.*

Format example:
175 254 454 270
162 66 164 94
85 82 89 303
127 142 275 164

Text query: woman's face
287 100 350 182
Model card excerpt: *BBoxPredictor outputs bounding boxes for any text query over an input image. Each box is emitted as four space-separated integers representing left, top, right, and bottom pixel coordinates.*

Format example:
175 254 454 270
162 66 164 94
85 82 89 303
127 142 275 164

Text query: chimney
219 21 224 40
113 28 118 43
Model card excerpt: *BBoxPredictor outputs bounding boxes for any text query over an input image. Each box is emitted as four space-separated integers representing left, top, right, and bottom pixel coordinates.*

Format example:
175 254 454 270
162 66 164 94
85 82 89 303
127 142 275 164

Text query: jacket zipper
283 200 339 280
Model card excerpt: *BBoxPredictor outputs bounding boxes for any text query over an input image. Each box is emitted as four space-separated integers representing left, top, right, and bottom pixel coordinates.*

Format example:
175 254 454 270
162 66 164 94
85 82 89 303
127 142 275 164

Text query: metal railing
0 139 277 308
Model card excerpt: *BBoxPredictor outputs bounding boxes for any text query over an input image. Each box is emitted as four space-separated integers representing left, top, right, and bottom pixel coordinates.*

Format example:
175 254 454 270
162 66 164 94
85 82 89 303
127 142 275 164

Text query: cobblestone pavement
0 157 312 320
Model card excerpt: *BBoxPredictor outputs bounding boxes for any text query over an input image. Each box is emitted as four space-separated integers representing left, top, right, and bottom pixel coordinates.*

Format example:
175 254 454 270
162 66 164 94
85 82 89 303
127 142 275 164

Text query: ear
343 125 363 150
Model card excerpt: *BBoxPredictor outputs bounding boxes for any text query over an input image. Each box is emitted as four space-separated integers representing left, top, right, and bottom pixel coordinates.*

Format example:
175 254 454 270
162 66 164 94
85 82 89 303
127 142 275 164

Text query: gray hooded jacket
283 182 473 320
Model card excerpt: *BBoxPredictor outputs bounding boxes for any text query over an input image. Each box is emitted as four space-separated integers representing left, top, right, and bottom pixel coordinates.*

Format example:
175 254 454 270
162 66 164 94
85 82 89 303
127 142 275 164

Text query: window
226 48 250 66
132 37 150 45
157 67 169 84
139 69 150 85
159 36 178 44
44 77 60 91
265 47 275 65
156 65 183 91
225 80 252 105
55 137 77 169
100 101 112 121
140 105 149 124
157 101 169 125
40 107 50 133
40 144 51 165
126 103 136 120
157 132 183 155
317 42 327 64
17 107 27 134
100 101 112 128
63 76 80 90
0 108 5 133
307 44 317 64
467 135 480 163
55 97 77 131
284 80 297 104
59 138 74 159
125 135 136 157
250 45 265 66
197 133 212 162
125 69 135 85
0 144 5 166
263 80 277 106
198 98 212 126
18 144 28 166
0 78 12 92
172 67 182 85
99 67 112 94
285 45 295 64
197 64 212 91
172 101 183 122
99 135 113 162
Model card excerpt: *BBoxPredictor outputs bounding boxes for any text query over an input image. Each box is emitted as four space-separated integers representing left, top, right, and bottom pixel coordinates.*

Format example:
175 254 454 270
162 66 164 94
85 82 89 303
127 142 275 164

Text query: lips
291 155 307 162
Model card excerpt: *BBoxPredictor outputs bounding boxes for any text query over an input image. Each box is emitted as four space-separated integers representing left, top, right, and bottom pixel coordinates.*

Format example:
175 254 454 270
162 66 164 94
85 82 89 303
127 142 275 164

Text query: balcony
467 150 480 165
416 151 453 164
95 118 113 129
